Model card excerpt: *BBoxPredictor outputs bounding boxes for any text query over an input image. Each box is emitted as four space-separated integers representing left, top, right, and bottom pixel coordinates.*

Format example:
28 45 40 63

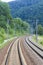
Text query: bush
38 25 43 35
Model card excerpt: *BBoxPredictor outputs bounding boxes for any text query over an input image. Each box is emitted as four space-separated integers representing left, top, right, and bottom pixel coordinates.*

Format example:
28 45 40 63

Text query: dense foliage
9 0 43 26
38 25 43 35
0 2 30 43
0 2 11 43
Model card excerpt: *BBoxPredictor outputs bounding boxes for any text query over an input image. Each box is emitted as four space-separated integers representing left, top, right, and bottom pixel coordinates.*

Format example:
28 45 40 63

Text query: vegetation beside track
0 2 30 45
32 35 43 46
0 37 15 49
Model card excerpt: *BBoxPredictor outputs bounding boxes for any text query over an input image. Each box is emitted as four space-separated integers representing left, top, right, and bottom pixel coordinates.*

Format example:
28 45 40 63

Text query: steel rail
25 38 43 59
18 40 27 65
28 38 43 51
1 38 18 65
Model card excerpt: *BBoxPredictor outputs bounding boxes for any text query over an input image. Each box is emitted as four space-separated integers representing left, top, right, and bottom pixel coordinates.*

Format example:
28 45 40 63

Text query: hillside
8 0 43 26
0 2 29 43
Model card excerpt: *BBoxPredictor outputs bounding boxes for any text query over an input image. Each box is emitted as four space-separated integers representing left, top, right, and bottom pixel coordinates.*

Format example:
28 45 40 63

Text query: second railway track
25 37 43 59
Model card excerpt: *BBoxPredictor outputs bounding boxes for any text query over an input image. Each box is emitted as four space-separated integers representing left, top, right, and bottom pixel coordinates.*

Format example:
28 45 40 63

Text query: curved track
1 36 43 65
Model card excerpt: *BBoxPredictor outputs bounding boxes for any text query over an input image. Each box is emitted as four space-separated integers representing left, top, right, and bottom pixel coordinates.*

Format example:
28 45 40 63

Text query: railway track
28 37 43 51
1 36 43 65
25 37 43 59
1 38 18 65
1 37 26 65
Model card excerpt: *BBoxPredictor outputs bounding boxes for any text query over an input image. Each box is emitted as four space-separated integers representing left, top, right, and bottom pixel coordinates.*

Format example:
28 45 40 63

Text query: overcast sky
2 0 15 2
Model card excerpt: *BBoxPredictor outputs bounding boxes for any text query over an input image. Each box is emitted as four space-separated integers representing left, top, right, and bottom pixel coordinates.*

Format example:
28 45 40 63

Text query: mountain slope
9 0 43 17
8 0 43 26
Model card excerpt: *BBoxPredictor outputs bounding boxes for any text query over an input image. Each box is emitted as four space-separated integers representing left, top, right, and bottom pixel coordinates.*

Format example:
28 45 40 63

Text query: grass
38 36 43 46
0 30 29 49
0 37 14 49
32 35 43 46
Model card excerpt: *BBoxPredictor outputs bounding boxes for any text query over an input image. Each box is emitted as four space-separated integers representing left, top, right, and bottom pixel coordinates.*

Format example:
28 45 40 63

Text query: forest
0 2 29 43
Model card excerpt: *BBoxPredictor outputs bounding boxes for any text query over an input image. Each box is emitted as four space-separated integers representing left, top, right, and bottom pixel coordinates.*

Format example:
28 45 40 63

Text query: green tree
38 25 43 35
13 18 30 33
0 2 11 19
0 2 12 30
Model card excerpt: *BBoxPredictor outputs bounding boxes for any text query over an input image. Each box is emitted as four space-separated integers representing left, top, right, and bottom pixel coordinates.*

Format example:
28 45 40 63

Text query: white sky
2 0 15 2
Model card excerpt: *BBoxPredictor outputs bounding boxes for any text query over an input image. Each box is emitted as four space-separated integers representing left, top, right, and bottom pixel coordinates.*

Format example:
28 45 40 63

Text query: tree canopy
38 25 43 35
0 2 30 43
